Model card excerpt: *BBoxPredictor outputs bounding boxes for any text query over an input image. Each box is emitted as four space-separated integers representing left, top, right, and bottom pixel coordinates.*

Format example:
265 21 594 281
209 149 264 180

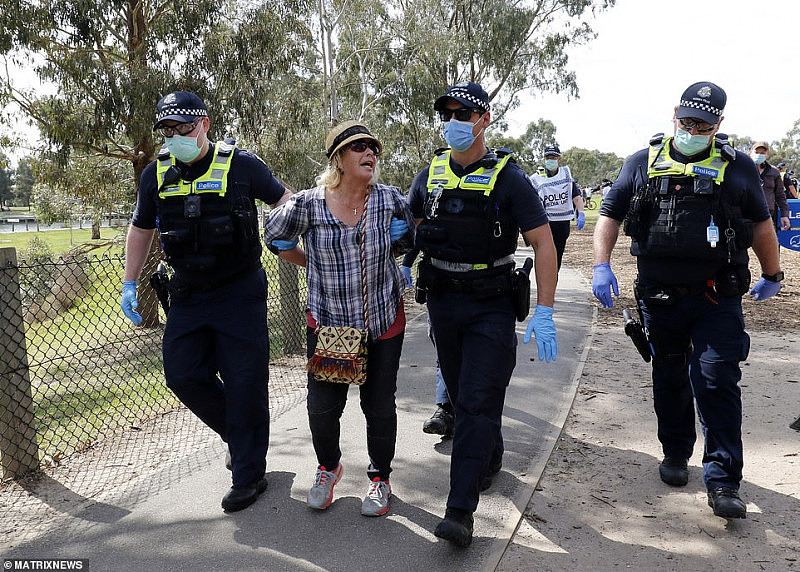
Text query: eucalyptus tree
0 150 11 208
371 0 616 188
487 118 559 173
0 0 310 185
36 151 132 238
560 147 623 188
14 157 35 208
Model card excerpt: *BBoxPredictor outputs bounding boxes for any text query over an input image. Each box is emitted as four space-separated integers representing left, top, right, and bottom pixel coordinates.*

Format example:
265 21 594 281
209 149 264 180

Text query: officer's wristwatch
761 271 785 283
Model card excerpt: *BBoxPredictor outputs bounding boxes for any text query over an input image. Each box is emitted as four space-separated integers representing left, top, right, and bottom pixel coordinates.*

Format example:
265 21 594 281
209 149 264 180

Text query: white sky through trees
510 0 800 156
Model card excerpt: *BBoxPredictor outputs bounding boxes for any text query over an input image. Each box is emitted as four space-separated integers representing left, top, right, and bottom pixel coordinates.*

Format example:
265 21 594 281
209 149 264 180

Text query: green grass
0 227 127 256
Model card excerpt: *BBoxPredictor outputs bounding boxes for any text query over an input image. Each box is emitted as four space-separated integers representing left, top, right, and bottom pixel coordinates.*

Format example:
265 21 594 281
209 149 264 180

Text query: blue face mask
673 128 711 156
751 153 767 165
545 159 559 172
166 133 203 163
443 117 482 151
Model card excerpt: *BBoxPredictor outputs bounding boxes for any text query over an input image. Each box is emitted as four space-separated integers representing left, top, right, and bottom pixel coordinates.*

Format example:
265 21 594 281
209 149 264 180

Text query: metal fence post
0 247 40 478
277 258 304 354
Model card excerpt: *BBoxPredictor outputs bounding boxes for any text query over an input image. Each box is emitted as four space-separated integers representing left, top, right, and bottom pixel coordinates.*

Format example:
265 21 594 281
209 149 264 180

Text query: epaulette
649 133 665 146
494 147 517 162
217 138 236 157
714 133 736 162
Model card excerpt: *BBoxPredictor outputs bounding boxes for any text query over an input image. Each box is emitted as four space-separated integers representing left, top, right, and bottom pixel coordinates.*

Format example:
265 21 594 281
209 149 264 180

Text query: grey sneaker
306 463 343 510
361 477 391 516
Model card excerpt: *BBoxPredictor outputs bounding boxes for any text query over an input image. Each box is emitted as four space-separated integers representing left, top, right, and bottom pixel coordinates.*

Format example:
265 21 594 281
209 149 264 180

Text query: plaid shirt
264 183 414 338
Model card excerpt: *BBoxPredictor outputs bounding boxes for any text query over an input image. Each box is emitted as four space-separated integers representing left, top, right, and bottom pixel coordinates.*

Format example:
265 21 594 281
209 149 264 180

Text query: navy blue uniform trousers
427 289 517 513
640 292 750 491
163 268 270 488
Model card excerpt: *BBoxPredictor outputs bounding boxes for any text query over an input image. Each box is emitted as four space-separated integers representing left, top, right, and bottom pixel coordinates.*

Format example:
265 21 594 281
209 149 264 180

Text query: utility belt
416 257 533 321
168 259 262 299
634 264 750 305
425 272 512 297
429 254 515 273
634 280 711 305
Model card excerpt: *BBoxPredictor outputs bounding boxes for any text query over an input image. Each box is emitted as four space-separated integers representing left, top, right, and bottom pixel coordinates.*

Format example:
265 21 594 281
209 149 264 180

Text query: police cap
676 81 726 125
153 91 208 130
434 82 490 113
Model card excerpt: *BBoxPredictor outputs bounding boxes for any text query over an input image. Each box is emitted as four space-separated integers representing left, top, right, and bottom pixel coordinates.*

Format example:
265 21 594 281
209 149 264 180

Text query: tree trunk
91 220 100 239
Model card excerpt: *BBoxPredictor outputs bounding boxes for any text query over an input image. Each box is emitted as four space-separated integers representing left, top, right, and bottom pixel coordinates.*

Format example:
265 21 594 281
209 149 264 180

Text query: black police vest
625 136 752 270
416 150 518 267
155 147 261 277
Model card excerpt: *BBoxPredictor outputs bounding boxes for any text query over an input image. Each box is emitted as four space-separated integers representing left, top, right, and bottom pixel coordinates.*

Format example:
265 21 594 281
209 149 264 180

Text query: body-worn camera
693 175 714 195
184 195 201 218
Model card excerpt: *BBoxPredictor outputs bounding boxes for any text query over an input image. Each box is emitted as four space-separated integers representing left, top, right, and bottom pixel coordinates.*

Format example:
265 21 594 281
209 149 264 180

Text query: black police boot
790 415 800 431
659 456 689 487
225 449 232 471
434 508 474 547
480 458 503 492
221 477 268 512
422 403 455 437
707 487 747 519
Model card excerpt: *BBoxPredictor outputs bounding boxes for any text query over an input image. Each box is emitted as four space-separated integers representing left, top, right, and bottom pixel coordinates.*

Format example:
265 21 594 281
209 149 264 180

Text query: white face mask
673 128 711 156
166 133 203 163
751 153 767 165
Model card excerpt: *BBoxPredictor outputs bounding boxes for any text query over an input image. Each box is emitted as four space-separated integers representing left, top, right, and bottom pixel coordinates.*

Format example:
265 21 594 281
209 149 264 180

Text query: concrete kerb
484 303 597 571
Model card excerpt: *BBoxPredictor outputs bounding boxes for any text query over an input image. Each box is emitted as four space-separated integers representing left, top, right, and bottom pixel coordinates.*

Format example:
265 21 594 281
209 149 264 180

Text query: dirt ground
499 223 800 571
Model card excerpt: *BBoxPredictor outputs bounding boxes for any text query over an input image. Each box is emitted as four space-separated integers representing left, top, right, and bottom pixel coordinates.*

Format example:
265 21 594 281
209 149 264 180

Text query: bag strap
359 191 370 338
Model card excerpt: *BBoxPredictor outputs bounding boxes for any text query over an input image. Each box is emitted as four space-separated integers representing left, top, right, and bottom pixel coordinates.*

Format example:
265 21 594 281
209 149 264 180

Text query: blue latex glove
592 263 619 308
576 211 586 230
523 305 557 362
400 265 413 288
749 278 781 301
272 238 299 251
121 280 143 325
389 217 408 242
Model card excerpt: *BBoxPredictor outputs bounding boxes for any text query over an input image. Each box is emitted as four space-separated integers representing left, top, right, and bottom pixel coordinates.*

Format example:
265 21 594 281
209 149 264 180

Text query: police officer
408 81 558 546
529 144 585 270
592 81 784 520
121 91 291 512
778 162 798 199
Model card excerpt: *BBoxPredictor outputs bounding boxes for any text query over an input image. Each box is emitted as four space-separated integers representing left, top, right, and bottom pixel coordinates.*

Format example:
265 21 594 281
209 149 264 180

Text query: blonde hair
315 148 380 189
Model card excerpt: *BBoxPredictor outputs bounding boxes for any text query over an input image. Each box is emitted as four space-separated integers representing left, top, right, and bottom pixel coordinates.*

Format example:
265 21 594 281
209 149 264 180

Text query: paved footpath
4 248 593 571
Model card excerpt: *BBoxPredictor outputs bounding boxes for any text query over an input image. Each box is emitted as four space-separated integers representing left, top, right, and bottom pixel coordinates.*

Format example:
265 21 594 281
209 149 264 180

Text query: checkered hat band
156 108 208 122
680 100 722 116
449 89 489 111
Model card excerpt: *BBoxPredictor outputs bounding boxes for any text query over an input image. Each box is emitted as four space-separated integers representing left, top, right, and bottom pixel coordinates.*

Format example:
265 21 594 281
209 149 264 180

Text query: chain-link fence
0 246 308 482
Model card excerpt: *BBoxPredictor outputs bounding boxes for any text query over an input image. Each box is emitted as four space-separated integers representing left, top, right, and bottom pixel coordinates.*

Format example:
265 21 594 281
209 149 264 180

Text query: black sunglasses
678 117 716 134
347 140 381 155
159 119 200 138
439 107 482 122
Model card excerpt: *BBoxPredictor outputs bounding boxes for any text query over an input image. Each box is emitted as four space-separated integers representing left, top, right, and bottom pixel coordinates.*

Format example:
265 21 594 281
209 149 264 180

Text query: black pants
548 220 571 270
427 289 516 513
163 268 270 488
306 327 404 481
640 291 750 490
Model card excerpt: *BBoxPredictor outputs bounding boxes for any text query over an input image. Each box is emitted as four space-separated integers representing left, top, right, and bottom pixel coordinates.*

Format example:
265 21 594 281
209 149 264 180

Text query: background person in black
592 81 784 520
750 141 790 231
121 91 291 512
408 81 558 546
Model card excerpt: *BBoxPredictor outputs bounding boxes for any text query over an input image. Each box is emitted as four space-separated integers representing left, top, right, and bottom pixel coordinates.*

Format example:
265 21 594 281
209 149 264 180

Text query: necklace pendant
353 207 358 216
